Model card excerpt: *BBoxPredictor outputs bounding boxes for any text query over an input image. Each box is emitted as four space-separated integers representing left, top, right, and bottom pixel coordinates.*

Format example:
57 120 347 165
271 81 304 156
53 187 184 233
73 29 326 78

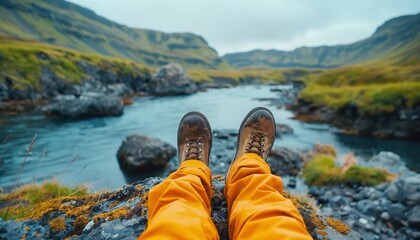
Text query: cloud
69 0 419 55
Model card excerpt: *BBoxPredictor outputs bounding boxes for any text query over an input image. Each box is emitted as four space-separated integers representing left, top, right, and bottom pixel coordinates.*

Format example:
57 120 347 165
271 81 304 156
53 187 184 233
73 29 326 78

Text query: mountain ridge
0 0 227 69
223 13 420 68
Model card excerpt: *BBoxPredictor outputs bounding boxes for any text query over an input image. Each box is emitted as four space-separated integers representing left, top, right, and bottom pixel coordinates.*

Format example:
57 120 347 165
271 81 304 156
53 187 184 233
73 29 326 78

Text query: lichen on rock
0 176 361 240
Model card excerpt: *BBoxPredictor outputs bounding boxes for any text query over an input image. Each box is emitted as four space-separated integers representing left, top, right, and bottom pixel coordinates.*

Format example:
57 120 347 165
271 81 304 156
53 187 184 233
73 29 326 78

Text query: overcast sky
69 0 419 55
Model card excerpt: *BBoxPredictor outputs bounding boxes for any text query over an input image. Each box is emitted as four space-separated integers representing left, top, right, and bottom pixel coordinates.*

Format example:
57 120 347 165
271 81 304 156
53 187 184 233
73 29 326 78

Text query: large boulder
149 63 197 95
385 175 420 206
267 147 305 176
275 123 294 138
43 93 124 118
117 134 176 173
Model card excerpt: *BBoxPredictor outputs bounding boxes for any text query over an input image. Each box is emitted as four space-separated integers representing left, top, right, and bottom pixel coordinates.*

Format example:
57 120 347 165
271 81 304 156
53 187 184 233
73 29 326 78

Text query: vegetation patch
326 217 350 235
0 37 150 92
0 181 88 220
302 154 392 186
189 68 317 84
49 217 66 232
299 64 420 115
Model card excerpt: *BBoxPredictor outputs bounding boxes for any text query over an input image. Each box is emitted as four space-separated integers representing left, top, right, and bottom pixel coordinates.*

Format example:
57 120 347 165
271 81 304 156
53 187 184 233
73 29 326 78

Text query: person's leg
139 160 218 240
225 153 312 240
224 107 312 240
138 112 219 240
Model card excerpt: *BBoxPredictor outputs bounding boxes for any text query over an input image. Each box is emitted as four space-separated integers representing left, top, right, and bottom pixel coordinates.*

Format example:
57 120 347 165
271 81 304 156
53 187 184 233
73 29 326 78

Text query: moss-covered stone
0 178 361 240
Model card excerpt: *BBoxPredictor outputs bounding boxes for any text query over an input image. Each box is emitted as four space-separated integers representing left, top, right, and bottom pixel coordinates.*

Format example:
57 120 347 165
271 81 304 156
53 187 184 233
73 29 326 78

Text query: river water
1 85 419 191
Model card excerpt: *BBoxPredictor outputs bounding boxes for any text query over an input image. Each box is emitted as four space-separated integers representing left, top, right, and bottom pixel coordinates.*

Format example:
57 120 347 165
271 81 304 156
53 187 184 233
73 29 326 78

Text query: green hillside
0 0 228 69
0 37 150 92
223 13 420 69
299 64 420 115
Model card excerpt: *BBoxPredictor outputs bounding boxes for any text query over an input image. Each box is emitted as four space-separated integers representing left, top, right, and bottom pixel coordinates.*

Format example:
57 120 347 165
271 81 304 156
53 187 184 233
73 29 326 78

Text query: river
1 85 418 191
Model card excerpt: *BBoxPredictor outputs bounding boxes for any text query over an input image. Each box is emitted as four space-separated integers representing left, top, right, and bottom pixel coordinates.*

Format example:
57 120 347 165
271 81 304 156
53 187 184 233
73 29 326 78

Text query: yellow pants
139 153 312 240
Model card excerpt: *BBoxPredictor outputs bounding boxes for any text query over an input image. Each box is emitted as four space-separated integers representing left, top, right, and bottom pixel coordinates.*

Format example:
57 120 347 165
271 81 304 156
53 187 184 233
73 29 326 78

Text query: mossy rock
0 177 361 239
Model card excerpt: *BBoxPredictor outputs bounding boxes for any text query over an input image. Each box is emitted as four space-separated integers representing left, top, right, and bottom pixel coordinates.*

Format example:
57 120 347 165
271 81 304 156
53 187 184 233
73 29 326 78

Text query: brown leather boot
177 112 212 165
232 107 276 163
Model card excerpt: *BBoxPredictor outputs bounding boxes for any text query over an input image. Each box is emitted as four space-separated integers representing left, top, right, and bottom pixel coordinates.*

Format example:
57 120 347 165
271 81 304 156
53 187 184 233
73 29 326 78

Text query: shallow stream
1 85 418 191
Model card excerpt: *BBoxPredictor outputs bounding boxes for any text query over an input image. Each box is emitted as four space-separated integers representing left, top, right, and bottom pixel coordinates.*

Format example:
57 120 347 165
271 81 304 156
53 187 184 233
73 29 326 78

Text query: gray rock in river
275 123 294 138
117 134 176 173
267 147 305 177
43 93 124 118
149 63 197 95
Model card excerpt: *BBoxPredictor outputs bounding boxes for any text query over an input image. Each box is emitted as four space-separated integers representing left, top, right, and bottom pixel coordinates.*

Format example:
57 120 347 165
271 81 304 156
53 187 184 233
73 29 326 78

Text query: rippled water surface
1 86 419 191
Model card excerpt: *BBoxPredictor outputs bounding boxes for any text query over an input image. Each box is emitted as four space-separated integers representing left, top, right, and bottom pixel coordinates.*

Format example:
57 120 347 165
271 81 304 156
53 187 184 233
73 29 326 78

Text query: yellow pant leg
224 153 312 240
138 160 219 240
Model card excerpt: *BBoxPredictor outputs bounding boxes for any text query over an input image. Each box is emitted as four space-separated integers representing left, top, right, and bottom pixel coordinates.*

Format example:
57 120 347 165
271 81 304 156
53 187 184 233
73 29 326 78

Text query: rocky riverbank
0 176 361 240
0 129 362 240
288 96 420 141
1 63 202 118
2 128 419 239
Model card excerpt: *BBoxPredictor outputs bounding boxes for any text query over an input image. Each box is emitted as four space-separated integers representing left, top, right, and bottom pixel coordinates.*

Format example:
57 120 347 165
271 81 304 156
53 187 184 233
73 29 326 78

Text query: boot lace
184 137 203 160
246 130 266 157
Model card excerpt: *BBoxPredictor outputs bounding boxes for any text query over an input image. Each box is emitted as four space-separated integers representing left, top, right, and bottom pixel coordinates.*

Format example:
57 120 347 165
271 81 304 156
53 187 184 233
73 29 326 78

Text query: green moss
302 154 391 186
342 166 389 186
301 155 341 186
0 181 88 220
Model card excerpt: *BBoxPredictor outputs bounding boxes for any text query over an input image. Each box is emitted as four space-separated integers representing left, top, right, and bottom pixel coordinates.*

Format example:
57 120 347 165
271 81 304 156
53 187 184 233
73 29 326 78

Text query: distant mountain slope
0 0 227 69
223 13 420 68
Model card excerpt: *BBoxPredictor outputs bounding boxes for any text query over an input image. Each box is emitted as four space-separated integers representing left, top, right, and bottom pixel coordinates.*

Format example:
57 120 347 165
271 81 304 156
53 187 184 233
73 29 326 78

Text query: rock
387 203 407 227
117 134 176 173
275 123 294 138
0 83 8 101
369 152 401 166
291 98 420 140
104 84 132 97
408 206 420 229
331 196 344 207
308 186 319 197
0 177 362 240
368 151 413 174
385 181 404 203
83 220 94 232
43 93 124 118
411 231 420 239
385 175 420 206
287 177 297 188
358 218 368 225
267 147 305 176
403 176 420 206
149 63 197 95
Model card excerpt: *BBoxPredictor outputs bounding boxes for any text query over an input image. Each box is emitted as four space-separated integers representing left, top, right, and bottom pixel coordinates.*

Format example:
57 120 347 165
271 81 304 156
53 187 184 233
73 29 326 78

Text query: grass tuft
301 154 391 186
0 181 88 220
